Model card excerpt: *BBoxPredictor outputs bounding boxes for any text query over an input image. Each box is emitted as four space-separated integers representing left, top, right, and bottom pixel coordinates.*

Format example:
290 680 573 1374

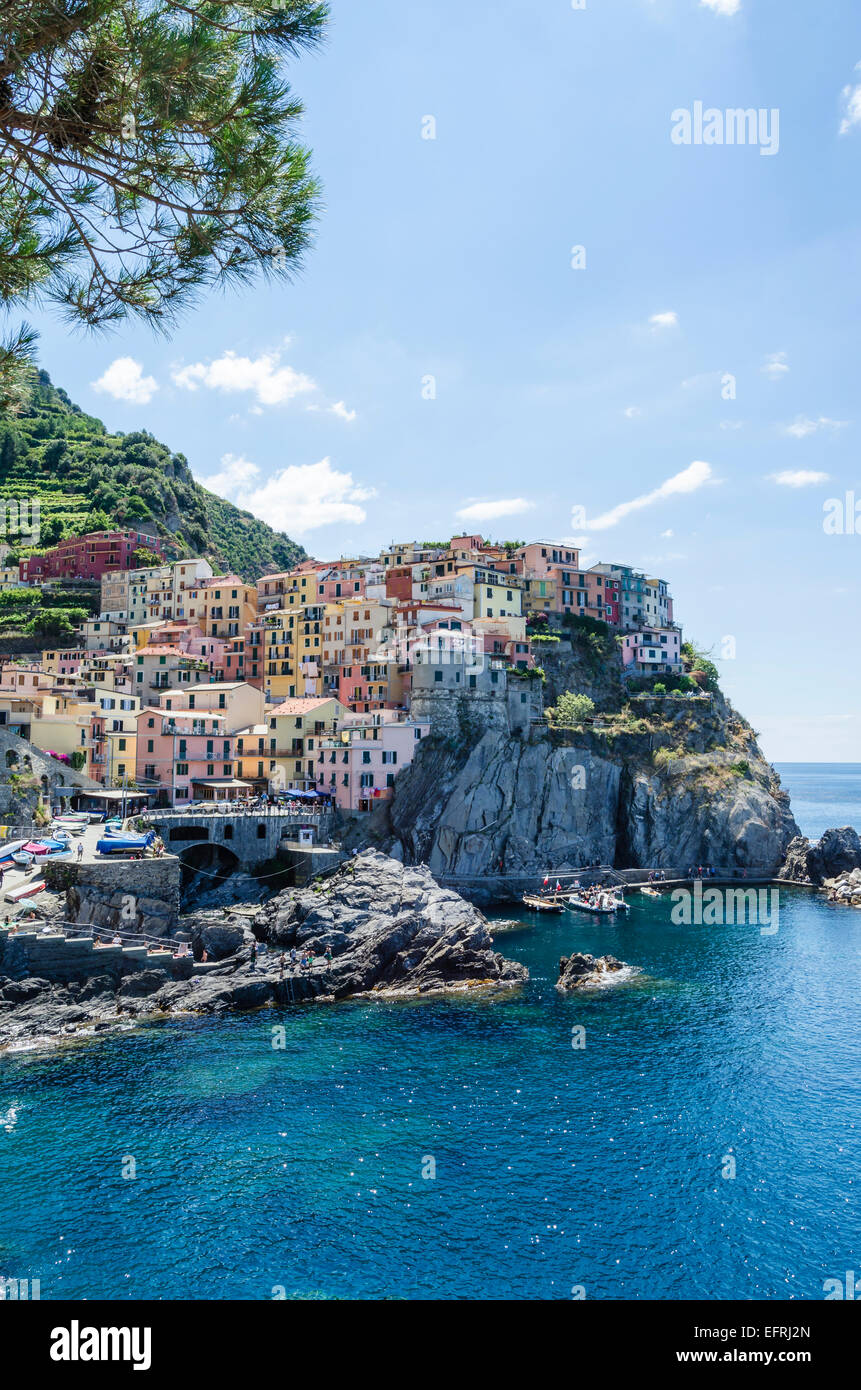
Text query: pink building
316 712 429 813
135 682 264 804
136 706 237 805
515 541 581 581
621 628 682 677
318 565 367 602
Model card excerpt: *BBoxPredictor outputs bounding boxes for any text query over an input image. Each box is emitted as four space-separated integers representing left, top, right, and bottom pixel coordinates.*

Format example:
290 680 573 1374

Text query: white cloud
762 351 789 380
329 400 357 423
172 350 316 407
768 469 830 488
623 406 641 419
197 453 261 497
92 357 158 405
455 497 536 523
197 455 375 533
580 460 713 531
839 66 861 134
661 529 674 538
720 420 743 431
649 311 679 330
781 415 847 439
701 0 741 16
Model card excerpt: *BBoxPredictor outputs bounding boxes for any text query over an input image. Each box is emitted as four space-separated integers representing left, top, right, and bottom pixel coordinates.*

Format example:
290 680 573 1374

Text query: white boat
567 894 630 916
0 838 31 864
522 893 566 914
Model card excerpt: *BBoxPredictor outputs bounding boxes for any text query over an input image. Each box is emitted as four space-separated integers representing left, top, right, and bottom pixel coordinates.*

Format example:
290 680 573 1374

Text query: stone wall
42 857 181 936
0 926 193 984
408 687 510 742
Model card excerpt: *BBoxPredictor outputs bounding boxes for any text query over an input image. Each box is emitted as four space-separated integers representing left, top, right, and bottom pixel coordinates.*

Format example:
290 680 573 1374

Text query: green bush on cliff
547 691 595 724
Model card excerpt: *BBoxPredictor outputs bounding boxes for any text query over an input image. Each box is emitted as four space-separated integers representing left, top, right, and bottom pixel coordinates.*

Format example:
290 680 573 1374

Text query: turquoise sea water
1 767 859 1301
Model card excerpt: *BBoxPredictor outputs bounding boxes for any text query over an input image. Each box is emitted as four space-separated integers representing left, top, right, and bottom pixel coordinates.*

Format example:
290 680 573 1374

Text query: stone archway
178 841 241 903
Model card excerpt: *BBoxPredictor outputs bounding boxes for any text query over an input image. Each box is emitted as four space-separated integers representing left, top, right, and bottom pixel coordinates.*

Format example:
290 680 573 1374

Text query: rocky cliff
254 850 527 999
780 826 861 884
0 853 526 1047
388 689 798 899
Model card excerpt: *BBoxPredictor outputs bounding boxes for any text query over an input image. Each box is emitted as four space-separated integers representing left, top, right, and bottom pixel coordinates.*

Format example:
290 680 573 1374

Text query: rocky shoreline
6 819 861 1052
0 852 527 1050
779 826 861 886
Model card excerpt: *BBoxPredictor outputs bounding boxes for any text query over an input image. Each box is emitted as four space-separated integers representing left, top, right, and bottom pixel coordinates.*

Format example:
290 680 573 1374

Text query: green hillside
0 370 307 581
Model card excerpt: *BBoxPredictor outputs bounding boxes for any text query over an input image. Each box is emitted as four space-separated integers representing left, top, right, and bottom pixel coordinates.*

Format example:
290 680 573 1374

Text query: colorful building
20 529 163 584
621 628 682 677
316 711 429 813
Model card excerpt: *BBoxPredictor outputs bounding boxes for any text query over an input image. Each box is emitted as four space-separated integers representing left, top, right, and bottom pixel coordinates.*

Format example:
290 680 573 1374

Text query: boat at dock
567 894 629 916
522 893 566 913
640 886 662 898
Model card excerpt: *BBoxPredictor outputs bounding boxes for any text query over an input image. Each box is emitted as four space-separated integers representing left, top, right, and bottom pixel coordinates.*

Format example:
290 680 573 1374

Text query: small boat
51 829 71 844
11 851 34 867
6 879 45 902
522 893 566 913
96 831 155 856
567 894 630 916
0 838 31 864
640 886 661 898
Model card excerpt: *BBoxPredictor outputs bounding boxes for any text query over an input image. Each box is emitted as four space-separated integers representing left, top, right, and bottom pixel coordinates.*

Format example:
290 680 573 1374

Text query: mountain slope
0 370 306 580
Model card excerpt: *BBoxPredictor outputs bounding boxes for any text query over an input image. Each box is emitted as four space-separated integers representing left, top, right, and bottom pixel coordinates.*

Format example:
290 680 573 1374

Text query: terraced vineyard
0 370 306 580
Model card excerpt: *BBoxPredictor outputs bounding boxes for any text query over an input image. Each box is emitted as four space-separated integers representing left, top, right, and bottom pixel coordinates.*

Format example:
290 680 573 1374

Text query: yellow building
523 574 557 613
266 696 346 791
232 723 273 793
458 564 523 622
256 566 320 611
200 575 257 640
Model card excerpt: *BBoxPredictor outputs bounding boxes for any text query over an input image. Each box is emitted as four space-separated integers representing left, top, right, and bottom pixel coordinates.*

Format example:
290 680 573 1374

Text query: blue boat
96 831 155 855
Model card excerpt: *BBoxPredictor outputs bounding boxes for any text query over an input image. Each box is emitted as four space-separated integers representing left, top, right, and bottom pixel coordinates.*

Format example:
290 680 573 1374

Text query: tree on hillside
547 691 595 724
0 0 329 407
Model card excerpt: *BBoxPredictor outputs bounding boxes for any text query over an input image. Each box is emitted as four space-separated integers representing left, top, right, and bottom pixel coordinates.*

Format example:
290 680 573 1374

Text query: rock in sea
555 952 630 992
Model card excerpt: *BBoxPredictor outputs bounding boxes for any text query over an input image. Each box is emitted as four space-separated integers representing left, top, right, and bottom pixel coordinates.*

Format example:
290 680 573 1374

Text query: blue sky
20 0 861 762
